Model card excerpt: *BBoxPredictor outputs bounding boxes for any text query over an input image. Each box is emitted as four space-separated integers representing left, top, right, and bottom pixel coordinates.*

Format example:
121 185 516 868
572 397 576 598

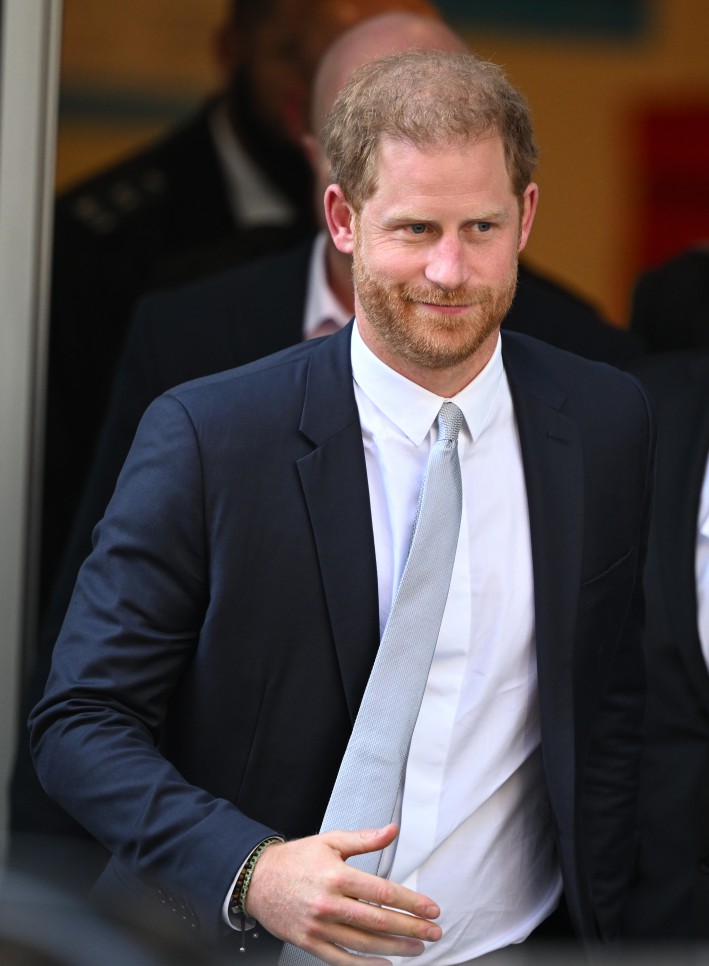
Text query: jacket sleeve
29 392 277 941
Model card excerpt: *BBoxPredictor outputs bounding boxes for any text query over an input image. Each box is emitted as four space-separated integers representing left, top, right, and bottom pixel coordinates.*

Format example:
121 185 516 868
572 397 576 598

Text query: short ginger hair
322 50 539 211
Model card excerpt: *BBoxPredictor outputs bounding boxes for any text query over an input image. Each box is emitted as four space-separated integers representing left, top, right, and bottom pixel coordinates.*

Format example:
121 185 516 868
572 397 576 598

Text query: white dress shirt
696 453 709 670
209 100 298 228
351 323 561 963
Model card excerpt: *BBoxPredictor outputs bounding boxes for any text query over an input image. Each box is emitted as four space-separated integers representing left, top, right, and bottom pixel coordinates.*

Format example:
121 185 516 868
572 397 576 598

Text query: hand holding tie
244 824 441 965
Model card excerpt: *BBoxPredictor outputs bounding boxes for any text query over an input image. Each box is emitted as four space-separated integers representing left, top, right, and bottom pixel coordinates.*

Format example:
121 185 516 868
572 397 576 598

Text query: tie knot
437 401 463 443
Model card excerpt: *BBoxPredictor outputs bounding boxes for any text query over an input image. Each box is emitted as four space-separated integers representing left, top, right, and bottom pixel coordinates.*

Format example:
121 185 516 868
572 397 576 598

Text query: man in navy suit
30 50 653 963
14 13 642 894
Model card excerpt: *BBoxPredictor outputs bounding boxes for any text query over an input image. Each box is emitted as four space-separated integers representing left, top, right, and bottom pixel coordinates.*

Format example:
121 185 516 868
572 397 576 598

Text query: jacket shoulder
54 110 213 241
503 329 647 398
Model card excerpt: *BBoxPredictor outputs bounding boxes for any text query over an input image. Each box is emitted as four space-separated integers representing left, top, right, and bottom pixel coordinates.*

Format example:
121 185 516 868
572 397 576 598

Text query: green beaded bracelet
232 836 283 917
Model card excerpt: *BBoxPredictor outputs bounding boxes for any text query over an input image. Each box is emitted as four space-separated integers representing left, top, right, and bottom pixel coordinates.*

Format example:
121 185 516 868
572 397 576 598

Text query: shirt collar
303 231 352 338
208 100 297 228
699 453 709 539
351 320 504 445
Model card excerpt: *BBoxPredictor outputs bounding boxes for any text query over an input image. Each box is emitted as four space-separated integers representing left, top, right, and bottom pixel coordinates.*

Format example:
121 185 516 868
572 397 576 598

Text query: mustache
399 283 492 306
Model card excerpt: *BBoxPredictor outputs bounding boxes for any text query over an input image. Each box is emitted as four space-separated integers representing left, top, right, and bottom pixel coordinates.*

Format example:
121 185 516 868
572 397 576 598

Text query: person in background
16 0 443 897
30 49 653 963
42 0 438 616
621 349 709 944
629 244 709 354
10 0 446 892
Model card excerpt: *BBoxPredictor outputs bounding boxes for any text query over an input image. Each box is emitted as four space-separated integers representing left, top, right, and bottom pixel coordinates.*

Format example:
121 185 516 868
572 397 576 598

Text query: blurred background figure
41 0 438 621
629 243 709 353
622 345 709 945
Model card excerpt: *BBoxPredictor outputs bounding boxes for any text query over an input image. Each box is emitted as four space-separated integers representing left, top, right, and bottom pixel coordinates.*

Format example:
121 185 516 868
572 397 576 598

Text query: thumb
325 823 399 861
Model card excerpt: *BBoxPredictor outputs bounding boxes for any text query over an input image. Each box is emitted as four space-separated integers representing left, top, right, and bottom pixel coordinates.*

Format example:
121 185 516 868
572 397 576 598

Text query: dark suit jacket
29 325 654 952
42 104 313 613
622 351 709 940
11 239 645 865
45 240 642 642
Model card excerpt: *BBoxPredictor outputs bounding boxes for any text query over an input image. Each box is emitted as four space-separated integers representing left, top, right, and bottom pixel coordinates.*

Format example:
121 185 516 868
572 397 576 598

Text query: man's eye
410 224 427 234
476 222 492 233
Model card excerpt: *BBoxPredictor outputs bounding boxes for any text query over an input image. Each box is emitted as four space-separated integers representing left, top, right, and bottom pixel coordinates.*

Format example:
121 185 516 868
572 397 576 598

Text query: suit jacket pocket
574 547 640 705
579 546 637 611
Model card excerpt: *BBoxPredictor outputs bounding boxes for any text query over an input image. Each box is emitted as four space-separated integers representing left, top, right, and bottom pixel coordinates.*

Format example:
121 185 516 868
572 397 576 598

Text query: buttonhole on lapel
545 430 570 445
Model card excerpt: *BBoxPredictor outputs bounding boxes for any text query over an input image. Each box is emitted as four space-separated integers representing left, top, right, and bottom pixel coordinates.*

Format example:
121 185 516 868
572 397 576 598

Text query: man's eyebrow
381 207 511 224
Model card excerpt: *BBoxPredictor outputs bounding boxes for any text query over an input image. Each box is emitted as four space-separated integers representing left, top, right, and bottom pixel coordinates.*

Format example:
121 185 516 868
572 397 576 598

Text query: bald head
302 11 468 231
217 0 445 147
311 12 468 134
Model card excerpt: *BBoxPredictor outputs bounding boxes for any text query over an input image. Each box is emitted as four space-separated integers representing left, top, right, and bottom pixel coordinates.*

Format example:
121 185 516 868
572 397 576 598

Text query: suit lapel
296 328 588 751
297 324 381 721
502 334 584 830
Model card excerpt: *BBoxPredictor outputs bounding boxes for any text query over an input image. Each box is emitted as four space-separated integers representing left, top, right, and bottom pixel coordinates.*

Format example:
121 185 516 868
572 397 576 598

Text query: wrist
229 836 283 921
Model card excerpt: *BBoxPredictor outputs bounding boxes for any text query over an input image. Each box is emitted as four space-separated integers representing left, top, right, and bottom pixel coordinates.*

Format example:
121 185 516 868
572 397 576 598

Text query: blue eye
410 224 427 234
477 222 492 233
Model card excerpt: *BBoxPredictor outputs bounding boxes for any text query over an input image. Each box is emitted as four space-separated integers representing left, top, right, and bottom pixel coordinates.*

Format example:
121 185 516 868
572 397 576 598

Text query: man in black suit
30 50 653 963
15 1 445 900
622 350 709 942
42 0 439 613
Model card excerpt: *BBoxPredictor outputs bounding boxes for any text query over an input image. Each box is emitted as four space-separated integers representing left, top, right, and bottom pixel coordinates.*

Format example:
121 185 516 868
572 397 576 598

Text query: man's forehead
374 132 505 172
359 134 515 209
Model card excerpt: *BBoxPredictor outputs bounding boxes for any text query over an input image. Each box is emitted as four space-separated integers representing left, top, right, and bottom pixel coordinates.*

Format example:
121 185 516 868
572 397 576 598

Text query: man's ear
324 184 355 255
518 182 539 254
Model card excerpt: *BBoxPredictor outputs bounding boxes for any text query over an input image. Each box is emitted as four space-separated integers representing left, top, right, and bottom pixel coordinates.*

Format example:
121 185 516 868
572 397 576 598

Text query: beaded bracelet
238 836 282 912
230 836 283 917
230 836 283 953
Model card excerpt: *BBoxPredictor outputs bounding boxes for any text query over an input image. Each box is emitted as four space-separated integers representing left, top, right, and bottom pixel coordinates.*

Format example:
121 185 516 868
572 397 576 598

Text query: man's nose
423 236 469 291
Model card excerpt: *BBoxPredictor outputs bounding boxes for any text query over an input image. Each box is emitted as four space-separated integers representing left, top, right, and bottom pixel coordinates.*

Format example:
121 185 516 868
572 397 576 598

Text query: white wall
0 0 62 855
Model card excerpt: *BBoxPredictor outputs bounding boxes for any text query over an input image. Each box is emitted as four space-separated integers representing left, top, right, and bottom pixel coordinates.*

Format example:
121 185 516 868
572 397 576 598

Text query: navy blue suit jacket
30 325 654 951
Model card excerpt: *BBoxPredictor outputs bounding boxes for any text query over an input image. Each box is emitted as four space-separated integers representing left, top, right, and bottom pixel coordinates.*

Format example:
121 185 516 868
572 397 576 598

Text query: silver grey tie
279 402 463 966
